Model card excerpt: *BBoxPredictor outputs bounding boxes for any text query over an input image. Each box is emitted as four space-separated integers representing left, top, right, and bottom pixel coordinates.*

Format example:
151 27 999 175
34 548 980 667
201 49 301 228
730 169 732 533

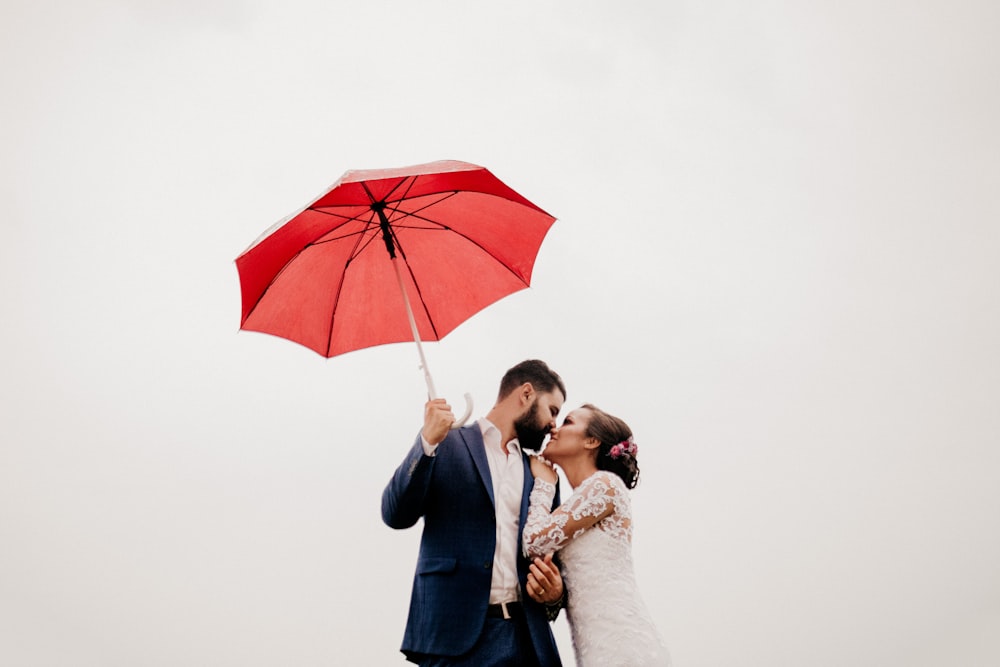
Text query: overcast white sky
3 1 999 665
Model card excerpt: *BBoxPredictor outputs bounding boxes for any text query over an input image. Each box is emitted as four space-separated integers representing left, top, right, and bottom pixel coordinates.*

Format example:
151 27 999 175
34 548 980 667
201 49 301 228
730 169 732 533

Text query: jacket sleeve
381 433 436 529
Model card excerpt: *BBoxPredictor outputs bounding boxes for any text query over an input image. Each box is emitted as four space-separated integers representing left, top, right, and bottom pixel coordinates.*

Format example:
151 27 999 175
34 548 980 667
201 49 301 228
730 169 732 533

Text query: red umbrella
235 160 555 422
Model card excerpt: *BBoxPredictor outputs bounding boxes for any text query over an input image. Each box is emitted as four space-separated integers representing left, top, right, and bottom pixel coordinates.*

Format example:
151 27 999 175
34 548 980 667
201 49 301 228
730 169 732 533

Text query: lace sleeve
522 472 620 559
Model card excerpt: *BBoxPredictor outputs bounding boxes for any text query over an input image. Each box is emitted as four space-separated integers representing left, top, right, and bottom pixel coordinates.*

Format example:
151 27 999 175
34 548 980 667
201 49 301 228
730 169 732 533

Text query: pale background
2 1 998 665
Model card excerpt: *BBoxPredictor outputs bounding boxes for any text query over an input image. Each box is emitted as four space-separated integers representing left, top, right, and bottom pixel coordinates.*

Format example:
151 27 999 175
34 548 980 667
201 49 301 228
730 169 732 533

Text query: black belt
486 600 524 620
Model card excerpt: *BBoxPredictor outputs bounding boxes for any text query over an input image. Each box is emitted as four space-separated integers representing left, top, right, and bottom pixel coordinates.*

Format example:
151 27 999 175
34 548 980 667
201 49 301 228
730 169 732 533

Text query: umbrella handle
415 345 473 429
452 392 474 429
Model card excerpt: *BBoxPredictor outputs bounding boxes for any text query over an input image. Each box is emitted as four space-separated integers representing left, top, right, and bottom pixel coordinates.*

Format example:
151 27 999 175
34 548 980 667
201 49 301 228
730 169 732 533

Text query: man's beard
514 400 549 452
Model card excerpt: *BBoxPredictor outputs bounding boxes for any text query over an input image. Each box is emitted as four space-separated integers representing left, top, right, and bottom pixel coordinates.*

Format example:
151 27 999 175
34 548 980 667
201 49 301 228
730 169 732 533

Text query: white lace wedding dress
524 471 671 667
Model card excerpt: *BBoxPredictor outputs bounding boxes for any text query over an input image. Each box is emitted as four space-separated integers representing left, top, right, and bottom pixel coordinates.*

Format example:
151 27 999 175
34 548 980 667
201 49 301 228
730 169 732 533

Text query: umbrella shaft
391 256 438 399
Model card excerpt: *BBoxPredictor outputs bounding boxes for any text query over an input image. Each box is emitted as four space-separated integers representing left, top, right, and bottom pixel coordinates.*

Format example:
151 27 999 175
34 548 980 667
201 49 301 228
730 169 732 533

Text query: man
382 359 567 666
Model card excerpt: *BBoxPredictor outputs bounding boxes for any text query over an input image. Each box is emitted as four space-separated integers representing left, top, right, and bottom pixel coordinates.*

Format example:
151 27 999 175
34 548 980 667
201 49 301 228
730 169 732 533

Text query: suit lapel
518 451 532 527
459 425 495 508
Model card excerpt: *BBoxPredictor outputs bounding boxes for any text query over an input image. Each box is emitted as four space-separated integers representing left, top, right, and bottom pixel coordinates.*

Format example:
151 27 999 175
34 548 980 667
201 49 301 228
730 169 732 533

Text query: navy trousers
416 615 542 667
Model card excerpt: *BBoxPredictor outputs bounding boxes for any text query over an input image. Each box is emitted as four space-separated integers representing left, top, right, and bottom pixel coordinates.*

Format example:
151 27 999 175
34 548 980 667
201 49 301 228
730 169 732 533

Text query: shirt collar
478 418 522 454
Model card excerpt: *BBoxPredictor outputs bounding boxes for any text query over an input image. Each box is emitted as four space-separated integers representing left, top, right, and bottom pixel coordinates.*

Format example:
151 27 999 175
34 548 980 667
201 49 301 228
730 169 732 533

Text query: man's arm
381 399 455 529
381 436 435 529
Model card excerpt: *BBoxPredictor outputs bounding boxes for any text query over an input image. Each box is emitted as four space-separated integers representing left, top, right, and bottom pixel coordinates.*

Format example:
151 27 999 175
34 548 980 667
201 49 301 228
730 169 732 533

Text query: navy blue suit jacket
381 423 562 665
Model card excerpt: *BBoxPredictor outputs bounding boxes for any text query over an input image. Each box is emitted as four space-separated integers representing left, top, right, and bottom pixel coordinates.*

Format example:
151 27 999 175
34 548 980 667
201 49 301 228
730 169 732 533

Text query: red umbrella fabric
236 160 556 361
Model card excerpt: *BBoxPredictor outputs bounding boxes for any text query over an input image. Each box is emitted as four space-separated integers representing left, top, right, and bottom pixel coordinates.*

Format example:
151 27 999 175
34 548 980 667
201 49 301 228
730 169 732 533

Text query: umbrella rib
384 192 458 228
240 212 364 326
308 208 396 262
309 222 378 251
389 231 443 342
323 212 380 356
380 175 413 203
310 188 457 233
307 207 370 230
393 174 420 202
242 205 380 352
386 202 532 288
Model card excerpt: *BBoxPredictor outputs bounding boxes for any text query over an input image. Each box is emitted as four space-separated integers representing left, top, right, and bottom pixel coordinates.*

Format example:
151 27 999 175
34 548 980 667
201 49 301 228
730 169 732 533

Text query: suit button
483 561 492 569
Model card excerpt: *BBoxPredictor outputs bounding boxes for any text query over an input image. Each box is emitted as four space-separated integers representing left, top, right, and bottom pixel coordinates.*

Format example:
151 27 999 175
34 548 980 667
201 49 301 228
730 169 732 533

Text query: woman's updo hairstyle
582 403 640 489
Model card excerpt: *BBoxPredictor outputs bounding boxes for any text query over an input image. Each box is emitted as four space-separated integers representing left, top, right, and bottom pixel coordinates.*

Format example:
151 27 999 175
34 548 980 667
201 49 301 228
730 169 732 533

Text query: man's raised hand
422 398 455 446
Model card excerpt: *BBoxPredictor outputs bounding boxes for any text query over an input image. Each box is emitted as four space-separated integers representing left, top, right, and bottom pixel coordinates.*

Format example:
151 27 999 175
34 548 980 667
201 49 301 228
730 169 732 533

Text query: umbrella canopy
236 160 556 361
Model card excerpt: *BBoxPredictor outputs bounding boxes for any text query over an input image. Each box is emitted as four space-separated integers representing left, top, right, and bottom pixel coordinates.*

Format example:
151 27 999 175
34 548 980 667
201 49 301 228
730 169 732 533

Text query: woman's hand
529 454 558 484
526 553 564 605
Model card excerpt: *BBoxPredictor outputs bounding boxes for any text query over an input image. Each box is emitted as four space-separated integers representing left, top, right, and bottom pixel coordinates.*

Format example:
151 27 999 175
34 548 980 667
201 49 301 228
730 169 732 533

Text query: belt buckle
500 601 511 620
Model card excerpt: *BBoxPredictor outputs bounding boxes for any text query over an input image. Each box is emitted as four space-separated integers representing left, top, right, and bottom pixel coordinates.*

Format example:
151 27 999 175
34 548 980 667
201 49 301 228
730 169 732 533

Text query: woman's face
542 407 595 463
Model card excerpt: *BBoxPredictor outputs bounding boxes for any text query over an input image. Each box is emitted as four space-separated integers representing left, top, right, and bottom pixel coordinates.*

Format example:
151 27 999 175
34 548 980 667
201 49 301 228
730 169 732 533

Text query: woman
523 404 671 667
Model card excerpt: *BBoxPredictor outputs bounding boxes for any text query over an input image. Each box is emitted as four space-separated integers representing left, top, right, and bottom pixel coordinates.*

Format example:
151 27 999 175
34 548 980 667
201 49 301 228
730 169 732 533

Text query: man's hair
497 359 566 402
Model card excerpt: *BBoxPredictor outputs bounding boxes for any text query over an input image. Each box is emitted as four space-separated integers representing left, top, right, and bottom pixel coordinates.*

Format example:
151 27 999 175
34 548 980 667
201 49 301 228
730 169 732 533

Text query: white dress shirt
422 418 524 604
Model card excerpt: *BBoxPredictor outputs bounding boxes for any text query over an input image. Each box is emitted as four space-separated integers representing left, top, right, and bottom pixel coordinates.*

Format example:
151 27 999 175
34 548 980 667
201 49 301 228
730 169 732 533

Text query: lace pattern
523 471 631 559
523 471 670 667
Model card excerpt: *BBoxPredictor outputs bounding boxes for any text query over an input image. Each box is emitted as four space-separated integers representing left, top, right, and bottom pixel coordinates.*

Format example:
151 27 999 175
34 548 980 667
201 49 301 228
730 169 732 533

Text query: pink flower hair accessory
608 436 638 460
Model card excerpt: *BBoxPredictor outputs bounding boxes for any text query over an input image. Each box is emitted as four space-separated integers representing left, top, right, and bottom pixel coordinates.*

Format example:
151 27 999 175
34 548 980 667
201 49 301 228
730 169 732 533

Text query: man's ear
520 382 535 404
